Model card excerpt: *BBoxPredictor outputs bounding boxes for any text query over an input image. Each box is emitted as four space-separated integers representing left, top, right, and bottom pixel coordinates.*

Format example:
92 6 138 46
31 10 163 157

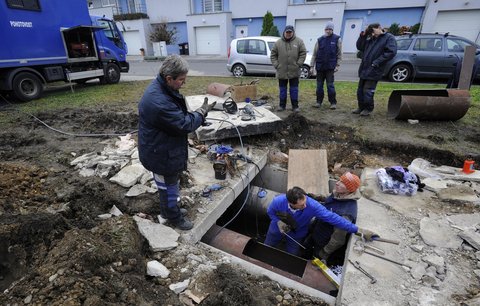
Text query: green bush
388 23 400 36
267 25 280 37
113 13 148 21
410 23 421 34
261 11 275 36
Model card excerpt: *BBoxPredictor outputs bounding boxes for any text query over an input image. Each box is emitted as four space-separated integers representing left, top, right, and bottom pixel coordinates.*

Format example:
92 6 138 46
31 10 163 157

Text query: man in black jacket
354 23 397 116
138 55 215 230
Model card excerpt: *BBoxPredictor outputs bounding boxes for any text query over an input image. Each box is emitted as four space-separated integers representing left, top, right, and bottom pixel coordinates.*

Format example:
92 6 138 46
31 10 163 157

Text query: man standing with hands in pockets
310 21 342 110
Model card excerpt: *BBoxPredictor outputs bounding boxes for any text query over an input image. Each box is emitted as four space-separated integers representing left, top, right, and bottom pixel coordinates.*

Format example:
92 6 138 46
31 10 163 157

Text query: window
413 38 443 52
236 40 268 55
447 38 472 52
204 0 222 13
7 0 41 11
396 38 413 50
102 0 116 7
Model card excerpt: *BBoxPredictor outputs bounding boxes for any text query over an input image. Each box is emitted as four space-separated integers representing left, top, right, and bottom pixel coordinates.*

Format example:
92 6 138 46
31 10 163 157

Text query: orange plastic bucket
462 160 475 174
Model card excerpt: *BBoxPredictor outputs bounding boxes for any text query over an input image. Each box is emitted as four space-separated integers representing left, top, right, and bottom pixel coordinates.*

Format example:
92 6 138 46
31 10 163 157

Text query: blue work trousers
278 78 299 109
316 70 337 105
153 172 181 223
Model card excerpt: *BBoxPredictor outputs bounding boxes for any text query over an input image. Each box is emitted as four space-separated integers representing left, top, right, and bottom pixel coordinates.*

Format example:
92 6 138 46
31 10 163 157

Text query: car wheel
232 64 246 77
12 72 43 102
300 65 311 79
389 64 412 82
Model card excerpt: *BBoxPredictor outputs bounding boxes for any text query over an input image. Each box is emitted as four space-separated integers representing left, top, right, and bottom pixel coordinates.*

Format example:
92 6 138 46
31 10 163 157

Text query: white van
227 36 314 79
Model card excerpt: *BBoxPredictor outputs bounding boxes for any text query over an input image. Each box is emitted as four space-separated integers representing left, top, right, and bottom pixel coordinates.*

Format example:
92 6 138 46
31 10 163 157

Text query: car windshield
396 38 413 50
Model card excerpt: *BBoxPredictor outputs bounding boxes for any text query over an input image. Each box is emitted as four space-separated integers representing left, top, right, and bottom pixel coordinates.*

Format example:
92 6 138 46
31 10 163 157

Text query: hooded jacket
138 75 204 176
356 31 397 80
270 28 307 80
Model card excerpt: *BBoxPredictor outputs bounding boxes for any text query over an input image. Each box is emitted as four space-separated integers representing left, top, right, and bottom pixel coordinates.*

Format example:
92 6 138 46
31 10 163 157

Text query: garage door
433 10 480 44
122 30 143 55
195 26 221 55
295 19 330 54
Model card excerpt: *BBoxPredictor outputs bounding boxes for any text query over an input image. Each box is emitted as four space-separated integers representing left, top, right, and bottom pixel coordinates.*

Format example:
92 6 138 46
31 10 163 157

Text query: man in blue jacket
264 186 376 256
138 55 215 230
310 21 342 109
354 23 397 116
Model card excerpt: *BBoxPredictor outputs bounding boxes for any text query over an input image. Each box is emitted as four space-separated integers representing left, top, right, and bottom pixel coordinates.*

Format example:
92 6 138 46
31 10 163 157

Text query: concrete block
109 163 148 188
458 230 480 250
134 216 179 251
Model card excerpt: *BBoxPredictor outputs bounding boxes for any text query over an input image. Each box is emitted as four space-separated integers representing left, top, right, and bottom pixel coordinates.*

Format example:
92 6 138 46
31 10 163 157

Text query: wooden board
287 149 329 196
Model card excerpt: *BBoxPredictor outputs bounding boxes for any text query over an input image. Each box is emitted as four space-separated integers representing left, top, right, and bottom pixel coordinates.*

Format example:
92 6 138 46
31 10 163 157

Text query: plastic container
462 160 475 174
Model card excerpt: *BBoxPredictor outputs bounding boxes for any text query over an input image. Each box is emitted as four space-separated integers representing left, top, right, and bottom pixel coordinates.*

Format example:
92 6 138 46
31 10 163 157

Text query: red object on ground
462 160 475 174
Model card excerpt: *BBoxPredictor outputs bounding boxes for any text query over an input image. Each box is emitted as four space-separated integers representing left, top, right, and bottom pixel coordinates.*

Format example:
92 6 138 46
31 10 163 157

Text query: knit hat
340 172 361 193
284 25 294 33
325 21 334 31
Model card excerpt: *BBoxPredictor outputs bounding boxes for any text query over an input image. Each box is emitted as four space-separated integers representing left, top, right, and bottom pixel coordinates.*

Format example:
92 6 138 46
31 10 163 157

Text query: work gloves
277 220 290 234
355 227 379 242
195 97 216 119
275 212 297 231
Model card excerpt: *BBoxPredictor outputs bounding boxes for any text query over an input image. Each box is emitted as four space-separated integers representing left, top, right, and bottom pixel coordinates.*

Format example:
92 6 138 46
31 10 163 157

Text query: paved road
123 55 362 82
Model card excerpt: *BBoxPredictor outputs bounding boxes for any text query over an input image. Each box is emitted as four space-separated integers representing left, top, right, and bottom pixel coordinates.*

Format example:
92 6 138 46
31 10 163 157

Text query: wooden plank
287 149 329 196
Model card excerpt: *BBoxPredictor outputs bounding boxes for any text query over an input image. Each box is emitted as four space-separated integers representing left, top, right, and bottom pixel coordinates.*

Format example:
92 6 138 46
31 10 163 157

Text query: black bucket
213 160 227 180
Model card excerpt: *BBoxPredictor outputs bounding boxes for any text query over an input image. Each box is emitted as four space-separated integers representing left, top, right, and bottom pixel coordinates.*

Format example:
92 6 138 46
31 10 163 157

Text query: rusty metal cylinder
387 89 470 121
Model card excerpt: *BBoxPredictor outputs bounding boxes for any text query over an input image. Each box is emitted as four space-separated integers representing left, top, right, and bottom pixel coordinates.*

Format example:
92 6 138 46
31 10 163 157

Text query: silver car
227 36 313 79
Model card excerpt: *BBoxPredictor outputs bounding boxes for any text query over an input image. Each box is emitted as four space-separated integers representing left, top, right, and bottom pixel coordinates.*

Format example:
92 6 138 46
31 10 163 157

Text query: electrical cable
206 117 254 238
0 94 138 137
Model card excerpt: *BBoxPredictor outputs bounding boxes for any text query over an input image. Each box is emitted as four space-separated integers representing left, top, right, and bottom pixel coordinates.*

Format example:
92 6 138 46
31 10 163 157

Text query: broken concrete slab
109 163 148 188
422 254 444 270
458 230 480 250
422 177 449 192
447 213 480 231
134 216 179 251
185 94 282 141
434 165 480 183
437 185 479 205
126 184 156 197
419 217 463 249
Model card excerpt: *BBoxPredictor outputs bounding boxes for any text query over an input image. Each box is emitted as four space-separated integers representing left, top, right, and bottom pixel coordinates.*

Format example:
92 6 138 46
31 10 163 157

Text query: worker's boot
173 217 193 230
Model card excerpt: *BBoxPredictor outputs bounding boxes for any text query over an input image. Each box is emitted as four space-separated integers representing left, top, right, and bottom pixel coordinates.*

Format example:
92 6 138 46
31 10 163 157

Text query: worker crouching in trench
264 173 375 258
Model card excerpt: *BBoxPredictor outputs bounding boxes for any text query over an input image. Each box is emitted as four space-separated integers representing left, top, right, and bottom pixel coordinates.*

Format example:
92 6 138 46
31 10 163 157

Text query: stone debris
109 205 123 216
458 230 480 250
169 279 190 294
134 216 179 251
146 260 170 278
437 185 479 205
109 163 149 188
419 217 463 249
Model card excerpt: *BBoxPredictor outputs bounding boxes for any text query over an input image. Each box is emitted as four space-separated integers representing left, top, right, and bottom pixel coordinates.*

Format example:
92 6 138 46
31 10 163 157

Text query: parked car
227 36 313 79
384 33 480 82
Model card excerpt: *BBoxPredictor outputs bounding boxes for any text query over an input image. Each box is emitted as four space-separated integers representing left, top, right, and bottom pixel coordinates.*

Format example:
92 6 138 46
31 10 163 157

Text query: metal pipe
202 225 337 295
387 89 470 121
245 186 280 216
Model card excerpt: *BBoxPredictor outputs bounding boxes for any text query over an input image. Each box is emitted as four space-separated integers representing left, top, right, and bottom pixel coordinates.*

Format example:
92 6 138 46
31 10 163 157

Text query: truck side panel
0 0 93 68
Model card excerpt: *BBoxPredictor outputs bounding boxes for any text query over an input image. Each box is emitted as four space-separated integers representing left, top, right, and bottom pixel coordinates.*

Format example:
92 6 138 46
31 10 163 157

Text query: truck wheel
102 63 121 84
12 72 43 101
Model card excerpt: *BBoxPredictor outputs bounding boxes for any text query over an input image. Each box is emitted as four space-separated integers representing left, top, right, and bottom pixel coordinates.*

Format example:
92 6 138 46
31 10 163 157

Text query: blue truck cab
0 0 129 101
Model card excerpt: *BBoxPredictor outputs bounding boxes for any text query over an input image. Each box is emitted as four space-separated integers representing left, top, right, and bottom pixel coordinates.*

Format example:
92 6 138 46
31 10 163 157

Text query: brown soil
0 104 478 305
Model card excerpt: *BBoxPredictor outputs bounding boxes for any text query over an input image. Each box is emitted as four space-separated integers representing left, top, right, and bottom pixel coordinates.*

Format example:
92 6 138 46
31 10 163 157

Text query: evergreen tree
261 11 274 36
267 25 280 37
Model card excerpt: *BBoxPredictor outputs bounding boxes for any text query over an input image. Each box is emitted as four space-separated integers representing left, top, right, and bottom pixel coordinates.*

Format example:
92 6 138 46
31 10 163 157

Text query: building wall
341 7 424 37
122 18 152 55
344 0 426 10
231 17 286 39
186 12 232 56
146 0 189 23
230 0 287 18
421 0 480 34
286 2 345 33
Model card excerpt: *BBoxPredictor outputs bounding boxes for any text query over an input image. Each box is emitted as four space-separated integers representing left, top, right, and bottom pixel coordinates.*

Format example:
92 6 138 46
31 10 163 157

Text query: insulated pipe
245 186 280 216
202 225 337 295
387 89 470 121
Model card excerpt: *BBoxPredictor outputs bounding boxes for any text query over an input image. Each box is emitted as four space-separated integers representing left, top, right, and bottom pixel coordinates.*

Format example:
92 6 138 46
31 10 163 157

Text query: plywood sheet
287 149 329 196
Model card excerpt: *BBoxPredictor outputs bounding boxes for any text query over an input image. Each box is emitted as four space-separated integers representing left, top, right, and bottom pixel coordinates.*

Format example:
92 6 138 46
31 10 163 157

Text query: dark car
384 33 480 82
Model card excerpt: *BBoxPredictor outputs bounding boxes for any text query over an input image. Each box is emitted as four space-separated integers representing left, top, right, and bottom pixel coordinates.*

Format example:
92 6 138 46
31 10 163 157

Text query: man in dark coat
310 21 342 109
354 23 397 116
311 172 361 264
138 55 215 230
